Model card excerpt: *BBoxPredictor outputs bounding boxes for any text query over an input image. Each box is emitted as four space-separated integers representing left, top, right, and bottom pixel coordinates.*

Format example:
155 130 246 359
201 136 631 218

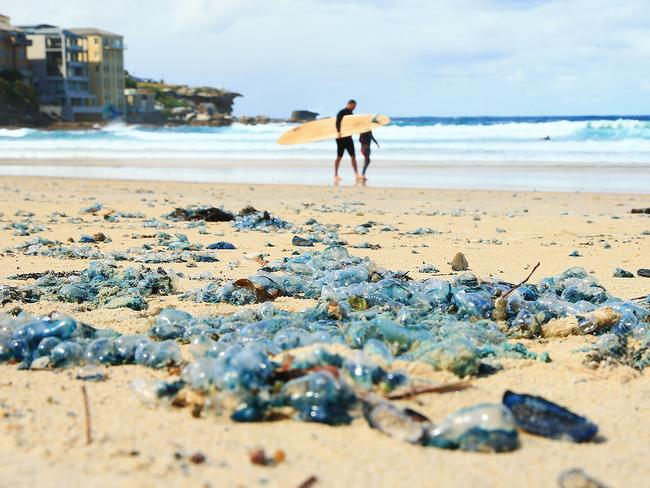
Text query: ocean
1 115 649 192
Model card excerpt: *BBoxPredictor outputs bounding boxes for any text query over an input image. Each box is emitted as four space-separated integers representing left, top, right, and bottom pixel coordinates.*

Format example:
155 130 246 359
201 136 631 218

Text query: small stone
189 452 206 464
612 268 634 278
292 236 313 247
450 252 469 271
249 448 268 466
272 450 285 464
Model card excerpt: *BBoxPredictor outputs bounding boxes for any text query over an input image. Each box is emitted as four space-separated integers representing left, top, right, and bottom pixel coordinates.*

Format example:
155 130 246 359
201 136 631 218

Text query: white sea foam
2 119 650 161
1 118 649 191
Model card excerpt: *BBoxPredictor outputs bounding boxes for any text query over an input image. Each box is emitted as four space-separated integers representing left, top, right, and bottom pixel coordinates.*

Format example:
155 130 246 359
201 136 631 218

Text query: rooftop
19 24 65 35
69 28 122 38
0 14 21 32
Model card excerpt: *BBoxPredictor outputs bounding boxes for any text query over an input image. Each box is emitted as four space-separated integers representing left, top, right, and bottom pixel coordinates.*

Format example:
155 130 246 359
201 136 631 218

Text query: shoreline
0 158 648 193
2 156 649 169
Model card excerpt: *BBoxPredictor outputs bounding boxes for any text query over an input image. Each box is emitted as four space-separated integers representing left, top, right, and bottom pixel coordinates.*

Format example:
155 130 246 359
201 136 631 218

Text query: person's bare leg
334 156 342 183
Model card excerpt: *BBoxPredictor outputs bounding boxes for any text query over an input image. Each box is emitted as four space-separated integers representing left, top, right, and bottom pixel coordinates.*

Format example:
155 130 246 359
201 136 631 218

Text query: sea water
0 115 649 191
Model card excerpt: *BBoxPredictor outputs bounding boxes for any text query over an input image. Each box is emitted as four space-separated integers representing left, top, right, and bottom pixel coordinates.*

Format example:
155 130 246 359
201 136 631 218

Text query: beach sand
0 176 648 488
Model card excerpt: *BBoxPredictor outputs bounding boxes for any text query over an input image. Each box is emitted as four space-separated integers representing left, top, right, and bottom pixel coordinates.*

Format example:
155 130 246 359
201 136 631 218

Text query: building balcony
39 95 65 105
8 35 32 47
72 105 102 114
67 91 95 99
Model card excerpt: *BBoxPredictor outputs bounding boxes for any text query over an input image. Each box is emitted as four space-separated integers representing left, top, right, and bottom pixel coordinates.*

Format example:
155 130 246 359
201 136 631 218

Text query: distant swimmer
359 130 379 180
334 99 359 183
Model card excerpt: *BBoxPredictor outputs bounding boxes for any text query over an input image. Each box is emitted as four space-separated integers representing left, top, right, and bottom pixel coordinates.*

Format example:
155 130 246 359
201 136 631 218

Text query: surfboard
277 114 390 145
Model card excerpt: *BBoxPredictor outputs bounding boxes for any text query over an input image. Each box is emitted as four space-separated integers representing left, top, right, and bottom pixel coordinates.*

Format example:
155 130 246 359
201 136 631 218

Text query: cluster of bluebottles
4 233 217 264
3 221 47 236
0 304 601 453
138 305 600 453
180 245 648 369
1 261 175 310
231 206 294 232
0 312 181 370
7 236 105 260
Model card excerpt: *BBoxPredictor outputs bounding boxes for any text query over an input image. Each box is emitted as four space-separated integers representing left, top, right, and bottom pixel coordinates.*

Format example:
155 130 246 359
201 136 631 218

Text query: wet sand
0 157 648 192
0 176 648 488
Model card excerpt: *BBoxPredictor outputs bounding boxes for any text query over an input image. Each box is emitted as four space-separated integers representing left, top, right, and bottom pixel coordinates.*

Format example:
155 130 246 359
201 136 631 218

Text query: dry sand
0 176 648 488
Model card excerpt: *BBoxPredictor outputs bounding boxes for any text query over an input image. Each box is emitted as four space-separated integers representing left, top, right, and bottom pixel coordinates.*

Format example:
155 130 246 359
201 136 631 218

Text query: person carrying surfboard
334 99 359 182
359 130 379 180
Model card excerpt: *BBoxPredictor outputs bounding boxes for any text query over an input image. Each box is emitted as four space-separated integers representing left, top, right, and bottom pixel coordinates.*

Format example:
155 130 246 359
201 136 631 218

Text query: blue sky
6 0 650 117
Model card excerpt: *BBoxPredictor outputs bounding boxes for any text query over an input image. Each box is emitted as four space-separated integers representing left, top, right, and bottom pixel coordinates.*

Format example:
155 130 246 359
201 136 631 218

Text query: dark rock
292 236 313 247
613 268 634 278
239 206 260 217
166 206 234 222
207 241 236 250
289 110 319 123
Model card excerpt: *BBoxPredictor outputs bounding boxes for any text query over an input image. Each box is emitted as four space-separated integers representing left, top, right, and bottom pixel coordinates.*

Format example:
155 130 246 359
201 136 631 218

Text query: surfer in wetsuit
359 131 379 180
334 99 359 183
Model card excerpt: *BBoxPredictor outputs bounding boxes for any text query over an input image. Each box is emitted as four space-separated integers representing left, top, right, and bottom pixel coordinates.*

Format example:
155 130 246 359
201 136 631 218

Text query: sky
5 0 650 117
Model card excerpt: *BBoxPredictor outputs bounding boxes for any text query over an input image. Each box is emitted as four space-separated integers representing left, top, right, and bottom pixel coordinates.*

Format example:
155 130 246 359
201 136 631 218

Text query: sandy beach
0 176 648 488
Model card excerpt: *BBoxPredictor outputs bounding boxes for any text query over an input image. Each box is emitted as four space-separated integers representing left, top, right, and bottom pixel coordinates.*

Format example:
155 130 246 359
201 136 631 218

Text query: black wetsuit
335 108 355 157
359 131 378 147
359 131 378 175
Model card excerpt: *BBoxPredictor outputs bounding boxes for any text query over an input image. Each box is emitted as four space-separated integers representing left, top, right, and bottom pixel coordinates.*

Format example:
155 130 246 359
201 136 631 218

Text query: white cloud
4 0 650 116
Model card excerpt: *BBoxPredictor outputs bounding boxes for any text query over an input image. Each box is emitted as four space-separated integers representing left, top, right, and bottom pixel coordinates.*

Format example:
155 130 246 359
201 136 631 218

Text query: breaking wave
1 116 650 164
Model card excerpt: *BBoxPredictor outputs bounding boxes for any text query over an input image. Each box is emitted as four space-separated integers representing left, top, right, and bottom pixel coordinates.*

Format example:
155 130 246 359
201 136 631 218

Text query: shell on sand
542 307 621 338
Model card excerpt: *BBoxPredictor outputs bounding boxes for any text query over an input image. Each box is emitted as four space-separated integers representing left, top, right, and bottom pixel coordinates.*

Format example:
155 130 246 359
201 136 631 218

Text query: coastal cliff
127 75 242 126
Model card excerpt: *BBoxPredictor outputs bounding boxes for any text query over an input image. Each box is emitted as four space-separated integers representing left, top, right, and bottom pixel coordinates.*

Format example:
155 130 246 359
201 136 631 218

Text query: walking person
334 99 359 183
359 130 379 180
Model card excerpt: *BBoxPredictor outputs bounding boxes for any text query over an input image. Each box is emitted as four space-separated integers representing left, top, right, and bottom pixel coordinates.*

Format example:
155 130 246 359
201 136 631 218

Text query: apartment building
21 24 101 121
70 28 125 116
0 14 32 78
